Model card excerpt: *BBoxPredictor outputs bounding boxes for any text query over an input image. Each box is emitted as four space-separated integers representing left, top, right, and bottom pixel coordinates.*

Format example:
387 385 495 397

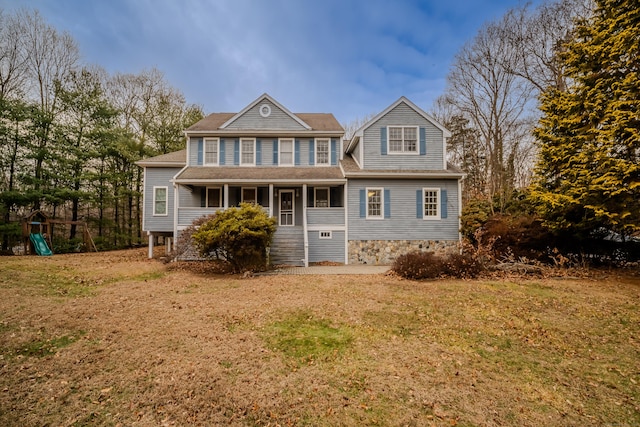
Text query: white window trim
319 230 332 239
240 138 256 166
204 137 219 166
314 187 330 208
259 104 271 117
366 187 384 220
387 126 419 155
315 138 330 166
278 138 294 166
206 187 222 208
423 187 441 220
241 187 258 204
153 186 168 216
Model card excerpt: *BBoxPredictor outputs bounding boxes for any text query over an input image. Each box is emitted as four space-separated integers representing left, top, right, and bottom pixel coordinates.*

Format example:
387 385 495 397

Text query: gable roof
345 96 452 153
221 93 311 130
186 114 235 132
185 94 343 134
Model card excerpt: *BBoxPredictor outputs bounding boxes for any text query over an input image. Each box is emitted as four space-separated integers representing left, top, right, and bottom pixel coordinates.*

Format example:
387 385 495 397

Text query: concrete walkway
260 265 391 275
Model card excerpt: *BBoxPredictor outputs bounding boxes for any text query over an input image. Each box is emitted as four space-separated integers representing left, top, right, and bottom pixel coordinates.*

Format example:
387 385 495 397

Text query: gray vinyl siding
188 137 199 166
224 100 308 130
351 140 361 165
308 230 345 263
189 137 319 167
143 167 181 232
178 185 201 208
347 179 459 241
307 208 345 225
363 103 444 170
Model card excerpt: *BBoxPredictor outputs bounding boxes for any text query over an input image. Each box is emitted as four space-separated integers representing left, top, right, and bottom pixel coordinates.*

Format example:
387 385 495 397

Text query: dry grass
0 249 638 426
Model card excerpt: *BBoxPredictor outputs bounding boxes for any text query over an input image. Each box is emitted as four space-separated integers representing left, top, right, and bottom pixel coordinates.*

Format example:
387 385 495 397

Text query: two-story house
137 93 464 266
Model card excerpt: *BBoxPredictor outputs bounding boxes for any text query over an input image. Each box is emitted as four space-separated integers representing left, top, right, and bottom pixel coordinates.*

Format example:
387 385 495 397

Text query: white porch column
302 184 308 267
166 237 172 254
147 231 153 259
224 184 229 208
344 181 349 264
268 184 274 217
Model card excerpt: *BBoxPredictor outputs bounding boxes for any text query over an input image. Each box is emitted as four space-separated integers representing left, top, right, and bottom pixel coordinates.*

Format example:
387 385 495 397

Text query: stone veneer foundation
348 239 459 265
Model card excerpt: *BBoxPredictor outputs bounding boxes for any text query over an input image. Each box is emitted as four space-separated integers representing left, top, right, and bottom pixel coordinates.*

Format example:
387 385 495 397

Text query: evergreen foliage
191 203 277 273
0 9 204 252
533 0 640 239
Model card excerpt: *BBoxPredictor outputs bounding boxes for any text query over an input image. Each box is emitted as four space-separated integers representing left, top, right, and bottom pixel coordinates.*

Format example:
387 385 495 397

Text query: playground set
22 210 97 256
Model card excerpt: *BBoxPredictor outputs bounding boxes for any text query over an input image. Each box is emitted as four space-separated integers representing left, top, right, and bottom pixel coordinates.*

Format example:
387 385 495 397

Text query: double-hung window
153 187 168 216
366 188 383 219
423 188 440 219
204 138 219 165
316 139 330 165
240 138 255 165
388 126 418 153
279 139 294 166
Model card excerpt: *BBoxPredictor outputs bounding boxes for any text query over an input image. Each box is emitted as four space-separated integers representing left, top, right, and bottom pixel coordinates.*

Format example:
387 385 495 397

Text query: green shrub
392 250 482 280
191 203 277 273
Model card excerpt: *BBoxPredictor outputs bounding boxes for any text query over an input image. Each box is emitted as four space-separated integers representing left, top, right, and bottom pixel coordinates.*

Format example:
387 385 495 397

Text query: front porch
173 183 346 266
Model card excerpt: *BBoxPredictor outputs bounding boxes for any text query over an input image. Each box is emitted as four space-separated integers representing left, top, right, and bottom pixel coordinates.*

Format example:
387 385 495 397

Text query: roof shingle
186 112 342 132
175 166 345 182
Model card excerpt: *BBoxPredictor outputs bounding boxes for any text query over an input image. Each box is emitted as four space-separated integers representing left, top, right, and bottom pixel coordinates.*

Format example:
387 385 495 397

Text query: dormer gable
220 93 312 131
343 97 452 171
345 96 451 154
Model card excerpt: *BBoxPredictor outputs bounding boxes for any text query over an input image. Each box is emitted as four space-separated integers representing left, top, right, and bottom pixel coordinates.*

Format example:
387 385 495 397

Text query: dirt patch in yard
0 249 639 426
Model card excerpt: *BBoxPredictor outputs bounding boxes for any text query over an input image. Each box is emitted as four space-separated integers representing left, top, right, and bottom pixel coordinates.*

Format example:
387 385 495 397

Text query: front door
280 190 294 226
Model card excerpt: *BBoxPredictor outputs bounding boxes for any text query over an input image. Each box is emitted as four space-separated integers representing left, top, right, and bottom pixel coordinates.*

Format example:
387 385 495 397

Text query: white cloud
0 0 541 124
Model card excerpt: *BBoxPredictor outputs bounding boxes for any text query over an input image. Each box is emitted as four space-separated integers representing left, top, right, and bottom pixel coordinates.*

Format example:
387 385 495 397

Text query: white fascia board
136 161 186 167
174 178 347 185
185 130 342 137
169 164 190 184
356 96 452 138
343 172 465 179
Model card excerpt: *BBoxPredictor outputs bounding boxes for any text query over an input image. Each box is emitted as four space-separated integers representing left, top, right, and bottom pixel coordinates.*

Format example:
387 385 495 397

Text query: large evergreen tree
532 0 639 239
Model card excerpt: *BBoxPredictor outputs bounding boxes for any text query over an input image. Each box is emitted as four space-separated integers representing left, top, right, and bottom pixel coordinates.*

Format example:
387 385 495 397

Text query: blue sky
1 0 537 124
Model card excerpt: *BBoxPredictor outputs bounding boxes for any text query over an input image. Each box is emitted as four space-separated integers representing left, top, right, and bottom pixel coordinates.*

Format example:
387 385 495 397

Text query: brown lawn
0 249 638 426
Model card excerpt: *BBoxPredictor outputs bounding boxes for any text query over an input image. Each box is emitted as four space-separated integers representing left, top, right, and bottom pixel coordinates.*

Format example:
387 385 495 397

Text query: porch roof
174 166 345 183
135 149 186 167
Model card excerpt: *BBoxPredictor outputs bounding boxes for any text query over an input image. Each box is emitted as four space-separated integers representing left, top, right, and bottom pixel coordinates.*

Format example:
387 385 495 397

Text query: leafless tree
438 0 594 209
443 19 534 211
105 68 203 244
12 9 80 207
341 112 378 141
18 9 80 113
498 0 594 93
0 9 28 102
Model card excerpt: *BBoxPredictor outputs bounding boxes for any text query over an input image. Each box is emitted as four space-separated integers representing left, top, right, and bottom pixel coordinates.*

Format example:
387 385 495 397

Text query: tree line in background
0 9 203 252
434 0 639 263
2 0 638 263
